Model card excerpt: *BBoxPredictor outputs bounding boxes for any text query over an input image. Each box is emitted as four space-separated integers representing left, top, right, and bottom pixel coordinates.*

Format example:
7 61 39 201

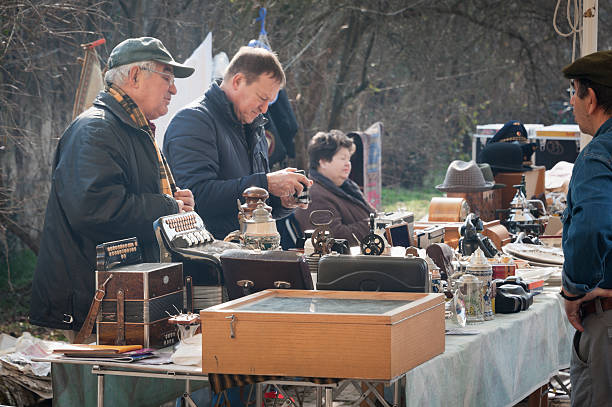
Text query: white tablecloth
404 290 573 407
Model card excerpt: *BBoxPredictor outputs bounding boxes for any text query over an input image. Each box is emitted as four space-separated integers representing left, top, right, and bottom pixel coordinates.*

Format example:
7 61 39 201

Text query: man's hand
174 188 195 212
267 168 312 198
563 287 612 331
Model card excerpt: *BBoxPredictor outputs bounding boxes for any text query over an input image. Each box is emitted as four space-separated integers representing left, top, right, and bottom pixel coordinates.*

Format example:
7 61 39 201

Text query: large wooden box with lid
200 290 445 380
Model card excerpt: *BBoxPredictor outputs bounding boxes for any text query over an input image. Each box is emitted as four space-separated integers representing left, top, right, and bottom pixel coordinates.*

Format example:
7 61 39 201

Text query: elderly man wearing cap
163 46 311 240
559 50 612 406
29 37 195 341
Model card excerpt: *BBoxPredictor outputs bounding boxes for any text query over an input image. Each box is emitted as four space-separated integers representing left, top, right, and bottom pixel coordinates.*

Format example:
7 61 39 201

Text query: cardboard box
201 290 445 380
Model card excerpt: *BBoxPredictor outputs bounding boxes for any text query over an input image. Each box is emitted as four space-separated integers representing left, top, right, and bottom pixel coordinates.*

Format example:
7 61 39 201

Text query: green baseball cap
107 37 194 78
562 50 612 88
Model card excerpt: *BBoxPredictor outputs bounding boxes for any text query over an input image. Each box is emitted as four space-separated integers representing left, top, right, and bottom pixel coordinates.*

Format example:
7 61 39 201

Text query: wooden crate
200 290 445 380
494 166 545 209
446 189 503 222
96 263 183 348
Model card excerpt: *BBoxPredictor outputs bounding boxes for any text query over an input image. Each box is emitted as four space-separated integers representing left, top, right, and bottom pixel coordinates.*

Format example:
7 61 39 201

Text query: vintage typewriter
154 212 240 311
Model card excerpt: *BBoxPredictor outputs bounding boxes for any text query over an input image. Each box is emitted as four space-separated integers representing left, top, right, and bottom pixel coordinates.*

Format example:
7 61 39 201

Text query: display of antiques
155 211 238 311
219 249 314 300
428 197 470 222
200 290 445 380
375 210 415 247
456 274 485 324
317 253 431 292
465 248 494 321
223 187 281 250
493 276 534 313
457 213 499 258
414 224 445 249
93 238 184 348
360 213 385 255
426 243 455 280
502 242 564 267
501 176 548 237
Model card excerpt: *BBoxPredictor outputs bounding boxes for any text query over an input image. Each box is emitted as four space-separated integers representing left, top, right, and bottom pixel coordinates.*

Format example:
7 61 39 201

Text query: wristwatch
559 287 586 301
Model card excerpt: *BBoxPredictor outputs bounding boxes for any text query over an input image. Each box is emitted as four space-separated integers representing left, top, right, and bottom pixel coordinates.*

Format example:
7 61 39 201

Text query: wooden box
201 290 445 380
446 189 502 222
494 166 545 209
96 263 183 348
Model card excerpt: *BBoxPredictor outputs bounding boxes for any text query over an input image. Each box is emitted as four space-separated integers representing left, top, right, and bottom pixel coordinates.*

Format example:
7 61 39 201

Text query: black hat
562 50 612 88
487 121 528 144
478 143 532 174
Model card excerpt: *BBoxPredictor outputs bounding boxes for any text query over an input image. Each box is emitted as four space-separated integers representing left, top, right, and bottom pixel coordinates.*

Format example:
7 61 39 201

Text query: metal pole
580 0 598 149
315 387 323 407
256 383 263 407
97 373 104 407
325 387 334 407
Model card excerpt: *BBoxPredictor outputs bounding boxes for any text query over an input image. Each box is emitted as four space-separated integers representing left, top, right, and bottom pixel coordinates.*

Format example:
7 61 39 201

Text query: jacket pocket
561 207 570 224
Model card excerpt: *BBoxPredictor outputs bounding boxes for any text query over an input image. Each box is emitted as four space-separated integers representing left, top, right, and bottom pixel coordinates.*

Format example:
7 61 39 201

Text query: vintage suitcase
96 263 183 348
317 254 430 293
201 289 445 380
220 249 314 300
413 225 445 249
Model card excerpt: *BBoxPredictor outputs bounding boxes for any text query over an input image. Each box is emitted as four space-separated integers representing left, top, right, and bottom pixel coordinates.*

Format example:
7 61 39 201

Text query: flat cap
562 50 612 88
108 37 194 78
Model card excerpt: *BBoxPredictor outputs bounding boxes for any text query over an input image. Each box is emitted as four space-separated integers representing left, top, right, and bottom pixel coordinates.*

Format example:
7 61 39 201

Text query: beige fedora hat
436 160 495 192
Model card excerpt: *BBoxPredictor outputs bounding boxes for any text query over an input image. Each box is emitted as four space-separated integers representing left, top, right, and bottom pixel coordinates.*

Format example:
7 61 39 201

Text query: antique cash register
154 212 240 311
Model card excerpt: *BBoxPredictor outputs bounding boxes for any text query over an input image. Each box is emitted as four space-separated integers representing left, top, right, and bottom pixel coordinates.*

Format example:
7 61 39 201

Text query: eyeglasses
141 66 175 87
568 79 576 98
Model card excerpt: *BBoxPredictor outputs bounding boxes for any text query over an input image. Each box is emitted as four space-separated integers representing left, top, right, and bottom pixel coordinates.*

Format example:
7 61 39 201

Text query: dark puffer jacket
294 169 375 243
29 91 179 331
163 82 292 240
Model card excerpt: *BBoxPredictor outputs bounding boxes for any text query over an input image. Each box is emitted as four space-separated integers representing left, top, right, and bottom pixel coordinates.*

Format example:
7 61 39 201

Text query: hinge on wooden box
225 314 236 338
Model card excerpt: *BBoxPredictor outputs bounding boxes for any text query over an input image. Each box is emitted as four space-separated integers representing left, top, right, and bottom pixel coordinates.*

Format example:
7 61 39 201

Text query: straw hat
436 160 495 192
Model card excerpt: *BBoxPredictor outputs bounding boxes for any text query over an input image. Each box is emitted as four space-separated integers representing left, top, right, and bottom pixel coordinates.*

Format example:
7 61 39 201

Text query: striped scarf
107 83 176 196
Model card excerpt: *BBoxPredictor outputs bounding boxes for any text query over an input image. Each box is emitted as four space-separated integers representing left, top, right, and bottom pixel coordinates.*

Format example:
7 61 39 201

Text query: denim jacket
562 117 612 295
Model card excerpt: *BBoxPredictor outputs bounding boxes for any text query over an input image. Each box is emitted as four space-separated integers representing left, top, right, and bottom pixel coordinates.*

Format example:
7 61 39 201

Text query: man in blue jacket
163 47 310 239
560 50 612 406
